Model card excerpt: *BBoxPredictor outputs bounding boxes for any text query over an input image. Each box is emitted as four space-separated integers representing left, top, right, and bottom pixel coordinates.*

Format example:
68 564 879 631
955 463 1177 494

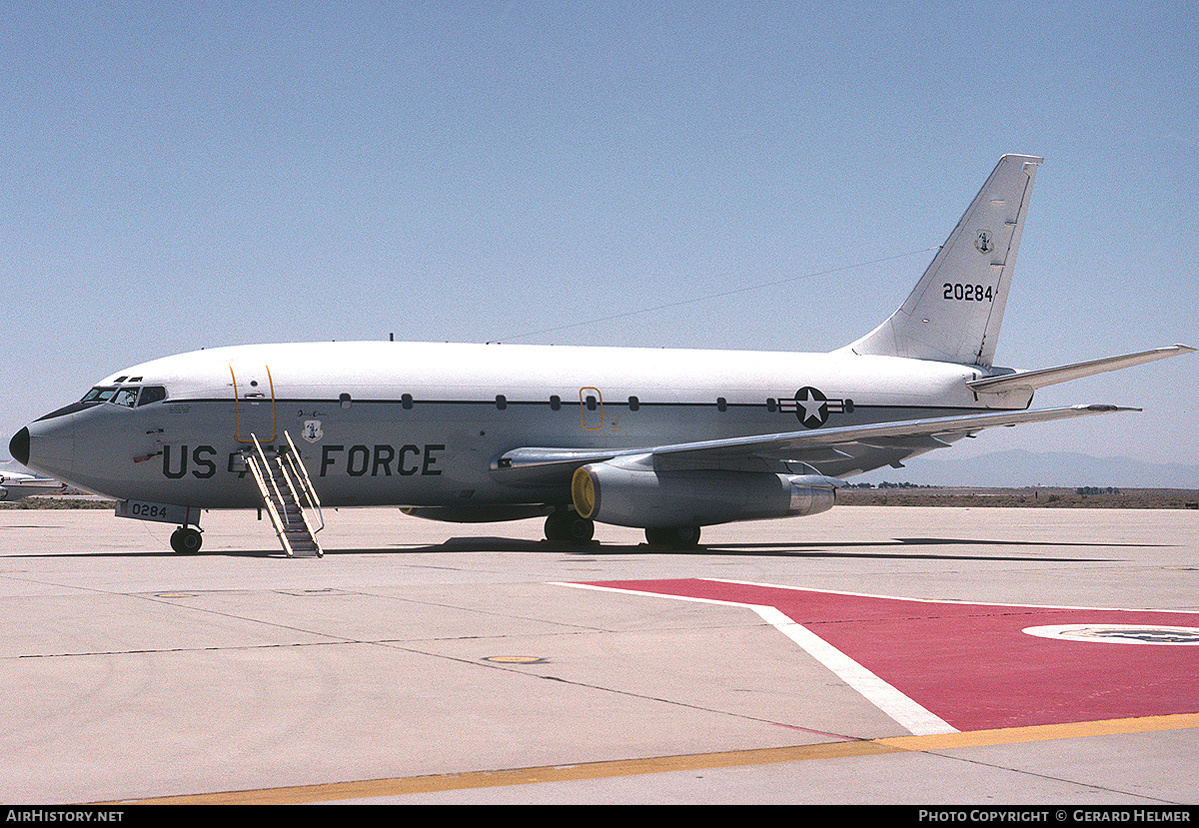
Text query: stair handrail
271 437 322 557
244 445 296 557
282 430 325 535
250 433 291 528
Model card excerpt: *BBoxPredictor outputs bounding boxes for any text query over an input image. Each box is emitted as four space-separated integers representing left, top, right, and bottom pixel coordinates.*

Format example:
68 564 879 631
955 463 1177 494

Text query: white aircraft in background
0 467 67 501
9 155 1193 554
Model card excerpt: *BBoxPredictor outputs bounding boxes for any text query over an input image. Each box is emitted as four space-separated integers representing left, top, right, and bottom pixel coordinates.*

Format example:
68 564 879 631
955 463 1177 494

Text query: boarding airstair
243 431 325 557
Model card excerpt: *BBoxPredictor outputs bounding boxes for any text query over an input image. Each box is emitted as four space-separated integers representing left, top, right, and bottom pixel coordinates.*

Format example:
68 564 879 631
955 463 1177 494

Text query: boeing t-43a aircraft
10 155 1193 554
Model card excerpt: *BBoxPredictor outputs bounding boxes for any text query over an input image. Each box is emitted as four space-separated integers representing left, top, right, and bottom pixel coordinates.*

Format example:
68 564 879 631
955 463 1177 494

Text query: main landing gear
170 526 203 554
544 509 595 544
544 510 703 550
644 525 702 549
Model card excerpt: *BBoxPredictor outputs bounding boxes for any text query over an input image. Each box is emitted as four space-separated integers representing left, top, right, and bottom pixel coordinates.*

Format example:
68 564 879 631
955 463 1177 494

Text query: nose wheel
170 526 204 554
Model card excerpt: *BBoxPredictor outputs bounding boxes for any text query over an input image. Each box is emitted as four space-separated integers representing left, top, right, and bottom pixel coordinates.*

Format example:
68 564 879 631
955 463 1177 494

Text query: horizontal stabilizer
967 344 1195 393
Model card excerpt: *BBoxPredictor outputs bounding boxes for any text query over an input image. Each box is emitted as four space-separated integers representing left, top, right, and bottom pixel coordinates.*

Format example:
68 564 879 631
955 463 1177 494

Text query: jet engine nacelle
571 458 839 529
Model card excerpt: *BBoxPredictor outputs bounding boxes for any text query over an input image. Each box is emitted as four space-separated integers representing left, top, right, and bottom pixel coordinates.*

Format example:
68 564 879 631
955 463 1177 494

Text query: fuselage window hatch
580 387 603 430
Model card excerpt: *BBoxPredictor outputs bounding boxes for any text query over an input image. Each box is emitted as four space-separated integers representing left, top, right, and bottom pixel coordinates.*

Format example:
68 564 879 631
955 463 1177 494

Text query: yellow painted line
109 713 1199 805
110 742 903 805
877 712 1199 752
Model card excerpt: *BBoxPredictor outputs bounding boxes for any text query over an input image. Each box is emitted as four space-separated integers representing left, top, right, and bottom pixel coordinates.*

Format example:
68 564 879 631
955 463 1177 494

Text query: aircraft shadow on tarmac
320 535 1155 563
5 536 1164 561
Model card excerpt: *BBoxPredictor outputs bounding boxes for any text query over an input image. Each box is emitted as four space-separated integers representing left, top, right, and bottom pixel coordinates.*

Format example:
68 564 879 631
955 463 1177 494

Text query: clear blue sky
2 1 1195 473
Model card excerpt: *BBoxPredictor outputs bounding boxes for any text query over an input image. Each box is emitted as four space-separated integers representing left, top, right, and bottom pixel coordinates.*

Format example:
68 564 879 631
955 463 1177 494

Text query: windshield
81 387 118 404
80 385 168 407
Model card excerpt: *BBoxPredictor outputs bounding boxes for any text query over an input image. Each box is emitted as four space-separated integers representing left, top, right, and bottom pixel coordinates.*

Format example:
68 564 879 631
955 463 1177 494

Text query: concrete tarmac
1 504 1196 805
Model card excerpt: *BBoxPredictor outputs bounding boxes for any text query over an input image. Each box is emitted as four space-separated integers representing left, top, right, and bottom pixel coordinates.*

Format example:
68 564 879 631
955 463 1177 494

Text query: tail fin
846 154 1042 367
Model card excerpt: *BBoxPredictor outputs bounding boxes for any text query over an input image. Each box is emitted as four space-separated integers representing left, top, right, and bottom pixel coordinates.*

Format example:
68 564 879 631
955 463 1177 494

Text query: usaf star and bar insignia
777 386 852 429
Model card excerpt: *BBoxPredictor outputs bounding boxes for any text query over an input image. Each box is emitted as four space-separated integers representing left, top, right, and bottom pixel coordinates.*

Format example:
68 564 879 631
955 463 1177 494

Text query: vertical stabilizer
846 154 1042 367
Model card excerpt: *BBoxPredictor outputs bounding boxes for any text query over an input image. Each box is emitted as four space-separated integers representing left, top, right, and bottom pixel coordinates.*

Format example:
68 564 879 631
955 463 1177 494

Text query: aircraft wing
492 404 1136 485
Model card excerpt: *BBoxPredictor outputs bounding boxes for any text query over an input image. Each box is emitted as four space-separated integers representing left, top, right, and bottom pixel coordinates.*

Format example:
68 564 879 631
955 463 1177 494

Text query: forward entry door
229 363 277 443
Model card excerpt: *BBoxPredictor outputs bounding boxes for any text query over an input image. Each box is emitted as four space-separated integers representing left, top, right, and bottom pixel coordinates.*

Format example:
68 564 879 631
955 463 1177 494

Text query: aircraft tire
545 511 594 545
170 527 203 554
645 525 701 549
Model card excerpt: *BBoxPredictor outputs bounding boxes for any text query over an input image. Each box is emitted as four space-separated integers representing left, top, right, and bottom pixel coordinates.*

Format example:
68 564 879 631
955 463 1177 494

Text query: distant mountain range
855 449 1198 489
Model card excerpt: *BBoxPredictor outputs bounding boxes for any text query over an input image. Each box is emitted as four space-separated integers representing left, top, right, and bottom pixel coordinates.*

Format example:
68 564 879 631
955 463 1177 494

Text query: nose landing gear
170 526 204 554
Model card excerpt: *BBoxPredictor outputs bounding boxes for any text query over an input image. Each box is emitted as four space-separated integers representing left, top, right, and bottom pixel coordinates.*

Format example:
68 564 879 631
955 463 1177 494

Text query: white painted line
555 581 958 736
751 604 957 735
708 577 1199 614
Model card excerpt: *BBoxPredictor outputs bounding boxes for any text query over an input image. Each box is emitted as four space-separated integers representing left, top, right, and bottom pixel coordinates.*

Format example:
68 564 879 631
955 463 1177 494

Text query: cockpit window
81 387 118 404
112 387 140 407
79 385 168 408
138 386 167 406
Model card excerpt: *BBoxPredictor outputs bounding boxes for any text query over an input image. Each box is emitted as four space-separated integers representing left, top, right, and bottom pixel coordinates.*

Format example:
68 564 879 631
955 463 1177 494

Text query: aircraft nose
10 420 73 480
9 427 29 466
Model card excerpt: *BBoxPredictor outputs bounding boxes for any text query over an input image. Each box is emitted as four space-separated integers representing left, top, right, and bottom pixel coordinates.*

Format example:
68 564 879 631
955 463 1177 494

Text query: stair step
244 436 324 558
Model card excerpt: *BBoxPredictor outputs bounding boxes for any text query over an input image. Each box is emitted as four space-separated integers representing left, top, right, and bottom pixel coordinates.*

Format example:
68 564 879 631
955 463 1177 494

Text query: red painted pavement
581 579 1199 731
